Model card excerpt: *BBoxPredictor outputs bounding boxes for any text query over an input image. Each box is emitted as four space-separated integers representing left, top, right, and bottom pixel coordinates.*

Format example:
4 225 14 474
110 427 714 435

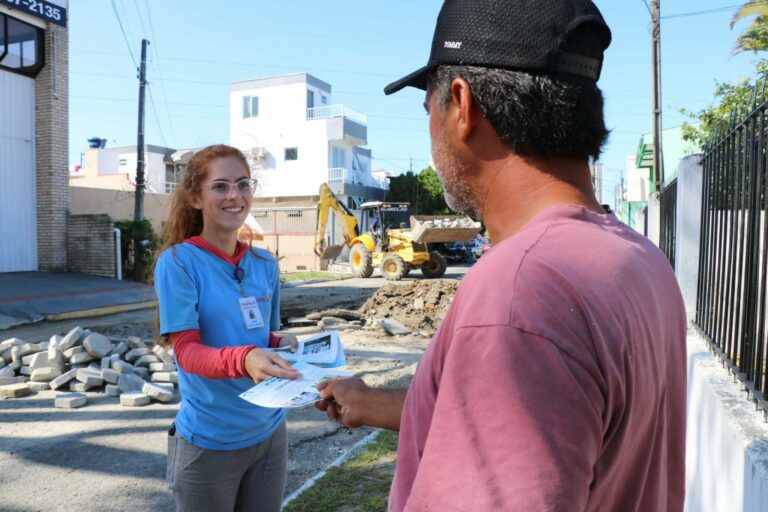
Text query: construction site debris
0 329 177 407
357 280 459 332
379 318 412 336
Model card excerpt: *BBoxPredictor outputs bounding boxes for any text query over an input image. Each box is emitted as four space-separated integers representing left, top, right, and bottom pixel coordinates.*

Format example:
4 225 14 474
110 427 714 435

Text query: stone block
58 326 84 352
22 352 41 366
28 352 50 370
125 336 146 350
149 363 176 373
101 369 120 384
133 367 150 379
0 376 26 386
20 366 31 376
151 372 178 384
30 367 62 382
29 382 50 392
70 352 97 365
134 354 160 367
112 342 129 357
101 357 111 370
49 369 78 390
12 344 37 363
0 337 25 353
112 360 134 374
0 366 15 378
110 353 122 364
105 384 121 396
142 381 175 403
70 381 95 392
9 360 21 371
0 358 5 370
76 369 103 387
55 392 87 409
152 345 175 364
120 391 150 406
63 346 84 360
83 333 112 358
49 334 63 348
33 341 49 352
117 373 146 392
47 346 65 372
125 348 151 362
0 383 31 398
88 362 101 372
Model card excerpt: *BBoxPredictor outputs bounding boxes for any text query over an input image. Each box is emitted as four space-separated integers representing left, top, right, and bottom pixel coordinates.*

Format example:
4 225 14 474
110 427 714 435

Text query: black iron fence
696 91 768 411
659 178 678 267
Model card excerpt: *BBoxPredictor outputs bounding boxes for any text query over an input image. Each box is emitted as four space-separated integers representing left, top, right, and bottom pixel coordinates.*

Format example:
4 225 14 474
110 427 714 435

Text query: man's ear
450 78 482 142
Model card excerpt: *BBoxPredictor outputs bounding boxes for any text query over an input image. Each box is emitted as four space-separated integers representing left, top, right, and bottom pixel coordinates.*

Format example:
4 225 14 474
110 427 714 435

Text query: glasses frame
205 178 258 198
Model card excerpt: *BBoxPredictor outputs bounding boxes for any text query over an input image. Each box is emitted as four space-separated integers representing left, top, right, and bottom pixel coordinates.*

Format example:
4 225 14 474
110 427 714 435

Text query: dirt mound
358 280 459 332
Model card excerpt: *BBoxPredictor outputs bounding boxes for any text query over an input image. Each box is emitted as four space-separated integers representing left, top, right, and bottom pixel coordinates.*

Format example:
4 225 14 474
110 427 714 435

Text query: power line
143 0 175 143
110 0 138 68
132 0 148 38
642 0 652 17
146 84 169 147
661 2 768 20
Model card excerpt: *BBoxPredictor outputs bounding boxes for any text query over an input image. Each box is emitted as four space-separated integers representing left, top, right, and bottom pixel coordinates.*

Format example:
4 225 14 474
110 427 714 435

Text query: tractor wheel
420 251 447 278
350 244 374 278
380 254 408 281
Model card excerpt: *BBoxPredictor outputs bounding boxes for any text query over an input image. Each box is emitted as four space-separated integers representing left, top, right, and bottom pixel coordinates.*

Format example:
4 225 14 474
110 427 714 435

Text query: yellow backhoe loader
314 183 478 280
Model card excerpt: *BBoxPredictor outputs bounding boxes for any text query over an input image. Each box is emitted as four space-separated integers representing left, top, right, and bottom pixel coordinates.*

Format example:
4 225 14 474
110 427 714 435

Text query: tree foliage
386 167 453 215
731 2 768 55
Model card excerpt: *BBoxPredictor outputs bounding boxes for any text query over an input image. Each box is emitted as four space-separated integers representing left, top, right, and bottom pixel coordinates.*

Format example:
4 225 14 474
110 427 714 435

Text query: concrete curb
281 277 352 288
44 301 158 322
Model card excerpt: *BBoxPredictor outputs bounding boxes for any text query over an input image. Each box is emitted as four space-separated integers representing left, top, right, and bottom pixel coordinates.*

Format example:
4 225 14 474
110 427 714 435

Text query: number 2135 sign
2 0 67 28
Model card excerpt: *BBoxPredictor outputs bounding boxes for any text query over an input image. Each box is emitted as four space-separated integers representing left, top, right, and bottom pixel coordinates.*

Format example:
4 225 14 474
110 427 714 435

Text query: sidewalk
0 272 154 330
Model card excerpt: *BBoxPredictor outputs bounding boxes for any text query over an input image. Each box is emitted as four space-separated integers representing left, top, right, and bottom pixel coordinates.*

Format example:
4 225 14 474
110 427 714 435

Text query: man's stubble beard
432 130 483 221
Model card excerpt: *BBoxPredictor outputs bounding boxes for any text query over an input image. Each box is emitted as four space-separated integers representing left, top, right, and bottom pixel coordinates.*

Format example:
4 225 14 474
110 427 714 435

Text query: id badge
239 296 264 329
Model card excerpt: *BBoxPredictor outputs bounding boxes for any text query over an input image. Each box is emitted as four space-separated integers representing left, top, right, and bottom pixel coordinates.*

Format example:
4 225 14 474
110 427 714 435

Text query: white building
229 73 388 208
70 144 178 194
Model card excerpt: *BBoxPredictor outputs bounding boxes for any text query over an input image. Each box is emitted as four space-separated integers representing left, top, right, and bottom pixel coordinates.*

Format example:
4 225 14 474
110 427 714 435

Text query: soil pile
358 280 459 332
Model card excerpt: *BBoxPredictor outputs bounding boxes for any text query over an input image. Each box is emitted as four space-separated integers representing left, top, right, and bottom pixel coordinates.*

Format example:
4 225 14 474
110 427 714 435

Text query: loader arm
314 183 360 258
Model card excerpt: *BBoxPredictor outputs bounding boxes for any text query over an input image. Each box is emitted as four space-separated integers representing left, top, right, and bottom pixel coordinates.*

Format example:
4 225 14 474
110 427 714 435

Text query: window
285 148 298 161
321 95 328 105
165 165 183 194
243 95 259 118
0 14 45 77
118 158 128 166
331 147 345 168
307 90 315 109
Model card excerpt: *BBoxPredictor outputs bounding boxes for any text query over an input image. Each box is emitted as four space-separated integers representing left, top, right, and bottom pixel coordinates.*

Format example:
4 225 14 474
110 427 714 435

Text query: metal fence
696 89 768 411
659 178 678 267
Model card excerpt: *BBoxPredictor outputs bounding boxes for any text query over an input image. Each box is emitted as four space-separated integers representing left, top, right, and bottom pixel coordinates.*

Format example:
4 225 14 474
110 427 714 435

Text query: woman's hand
277 334 299 352
244 348 301 383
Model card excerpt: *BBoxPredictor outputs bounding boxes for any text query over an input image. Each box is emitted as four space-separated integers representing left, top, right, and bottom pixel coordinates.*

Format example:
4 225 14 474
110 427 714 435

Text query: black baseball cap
384 0 612 95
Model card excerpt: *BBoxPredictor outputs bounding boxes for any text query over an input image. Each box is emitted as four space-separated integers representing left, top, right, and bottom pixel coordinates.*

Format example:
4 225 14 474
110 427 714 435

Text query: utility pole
133 39 149 281
651 0 663 193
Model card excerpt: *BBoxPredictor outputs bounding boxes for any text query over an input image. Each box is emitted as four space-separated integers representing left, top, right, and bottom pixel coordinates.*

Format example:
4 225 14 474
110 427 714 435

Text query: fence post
674 155 704 323
646 192 661 245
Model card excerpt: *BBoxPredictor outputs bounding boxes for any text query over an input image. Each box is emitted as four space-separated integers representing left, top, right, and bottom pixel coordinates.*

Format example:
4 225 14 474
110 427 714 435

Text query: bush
114 219 157 283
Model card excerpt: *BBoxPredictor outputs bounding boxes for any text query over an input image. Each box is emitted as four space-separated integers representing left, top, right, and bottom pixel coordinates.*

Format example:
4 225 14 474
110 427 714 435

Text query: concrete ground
0 266 470 512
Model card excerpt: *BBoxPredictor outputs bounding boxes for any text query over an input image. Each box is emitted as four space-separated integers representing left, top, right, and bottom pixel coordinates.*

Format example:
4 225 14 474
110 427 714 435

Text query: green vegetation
387 166 453 215
280 272 351 283
114 218 157 283
284 430 398 512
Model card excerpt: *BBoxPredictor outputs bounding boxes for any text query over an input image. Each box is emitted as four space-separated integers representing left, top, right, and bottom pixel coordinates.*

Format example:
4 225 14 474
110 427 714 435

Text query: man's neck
480 156 604 244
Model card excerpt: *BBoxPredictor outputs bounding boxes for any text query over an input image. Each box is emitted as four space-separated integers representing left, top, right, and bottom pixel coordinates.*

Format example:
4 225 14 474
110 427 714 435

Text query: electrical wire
143 0 176 143
146 85 169 148
661 2 768 20
110 0 138 69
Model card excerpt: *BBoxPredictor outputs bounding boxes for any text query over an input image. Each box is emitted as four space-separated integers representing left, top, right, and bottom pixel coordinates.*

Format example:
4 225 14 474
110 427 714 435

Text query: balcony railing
307 105 367 125
328 167 388 190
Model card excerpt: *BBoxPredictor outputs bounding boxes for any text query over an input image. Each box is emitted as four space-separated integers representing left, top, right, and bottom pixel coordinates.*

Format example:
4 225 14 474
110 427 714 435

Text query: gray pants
167 423 288 512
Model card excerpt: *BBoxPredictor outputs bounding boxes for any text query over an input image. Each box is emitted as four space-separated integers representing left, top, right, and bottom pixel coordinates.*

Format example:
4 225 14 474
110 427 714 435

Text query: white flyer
271 331 345 367
239 361 353 409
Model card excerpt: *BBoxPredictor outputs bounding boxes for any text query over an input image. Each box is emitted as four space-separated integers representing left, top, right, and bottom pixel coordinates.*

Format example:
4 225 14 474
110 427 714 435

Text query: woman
153 144 299 511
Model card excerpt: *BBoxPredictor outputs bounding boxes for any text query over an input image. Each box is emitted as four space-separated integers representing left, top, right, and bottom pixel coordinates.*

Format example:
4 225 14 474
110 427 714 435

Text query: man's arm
315 377 407 431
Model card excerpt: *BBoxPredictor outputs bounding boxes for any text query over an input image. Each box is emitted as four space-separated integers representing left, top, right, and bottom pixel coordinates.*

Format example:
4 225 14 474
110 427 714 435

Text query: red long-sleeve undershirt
169 236 281 379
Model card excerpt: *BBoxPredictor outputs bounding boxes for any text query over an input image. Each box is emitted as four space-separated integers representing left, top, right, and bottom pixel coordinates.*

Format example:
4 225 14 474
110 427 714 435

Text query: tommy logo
444 41 463 49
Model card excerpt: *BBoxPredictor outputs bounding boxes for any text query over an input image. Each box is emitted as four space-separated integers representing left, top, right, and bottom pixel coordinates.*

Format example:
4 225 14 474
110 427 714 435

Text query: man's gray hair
428 66 609 161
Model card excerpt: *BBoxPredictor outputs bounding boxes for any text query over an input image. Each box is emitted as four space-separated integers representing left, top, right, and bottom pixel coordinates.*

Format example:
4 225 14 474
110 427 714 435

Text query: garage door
0 70 36 272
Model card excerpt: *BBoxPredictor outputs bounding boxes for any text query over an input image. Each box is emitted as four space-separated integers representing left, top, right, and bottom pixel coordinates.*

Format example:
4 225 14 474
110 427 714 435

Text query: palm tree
731 1 768 54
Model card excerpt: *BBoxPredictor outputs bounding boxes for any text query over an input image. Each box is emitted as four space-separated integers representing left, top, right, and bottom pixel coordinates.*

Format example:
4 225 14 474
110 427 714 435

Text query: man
316 1 687 511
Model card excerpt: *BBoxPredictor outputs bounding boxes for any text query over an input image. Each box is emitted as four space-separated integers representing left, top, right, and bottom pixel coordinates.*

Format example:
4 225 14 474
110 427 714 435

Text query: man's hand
244 348 301 383
315 377 370 428
277 333 299 352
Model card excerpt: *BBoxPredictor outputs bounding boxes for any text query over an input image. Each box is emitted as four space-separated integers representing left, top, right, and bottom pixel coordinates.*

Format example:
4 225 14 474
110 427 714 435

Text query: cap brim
384 65 431 95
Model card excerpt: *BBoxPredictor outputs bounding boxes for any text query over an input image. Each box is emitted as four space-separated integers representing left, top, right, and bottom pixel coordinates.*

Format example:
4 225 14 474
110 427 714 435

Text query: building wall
71 148 169 193
70 186 170 234
67 214 116 278
35 22 69 271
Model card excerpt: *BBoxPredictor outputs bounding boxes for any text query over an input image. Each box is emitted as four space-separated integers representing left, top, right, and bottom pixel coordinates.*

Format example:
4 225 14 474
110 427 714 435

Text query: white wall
674 155 703 321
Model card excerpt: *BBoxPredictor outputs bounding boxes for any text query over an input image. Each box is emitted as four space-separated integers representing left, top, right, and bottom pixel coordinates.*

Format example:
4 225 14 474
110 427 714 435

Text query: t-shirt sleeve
270 261 281 332
404 325 604 512
154 250 200 335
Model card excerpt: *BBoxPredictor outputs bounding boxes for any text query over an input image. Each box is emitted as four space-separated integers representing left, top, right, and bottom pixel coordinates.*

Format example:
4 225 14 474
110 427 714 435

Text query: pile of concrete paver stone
0 326 177 409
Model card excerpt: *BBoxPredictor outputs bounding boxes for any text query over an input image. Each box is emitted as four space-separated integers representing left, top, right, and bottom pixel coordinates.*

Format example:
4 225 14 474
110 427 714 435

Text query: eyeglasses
206 178 258 198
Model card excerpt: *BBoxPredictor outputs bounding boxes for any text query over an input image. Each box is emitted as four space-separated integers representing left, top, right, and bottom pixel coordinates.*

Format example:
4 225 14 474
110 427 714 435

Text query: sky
68 1 762 207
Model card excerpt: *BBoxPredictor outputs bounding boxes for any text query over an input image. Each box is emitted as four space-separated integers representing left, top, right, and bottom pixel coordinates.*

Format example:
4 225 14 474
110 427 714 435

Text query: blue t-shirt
154 242 284 450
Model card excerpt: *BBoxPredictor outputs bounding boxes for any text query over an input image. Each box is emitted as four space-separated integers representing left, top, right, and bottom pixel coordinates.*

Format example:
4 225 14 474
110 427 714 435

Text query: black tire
421 251 447 278
349 244 374 278
380 254 408 281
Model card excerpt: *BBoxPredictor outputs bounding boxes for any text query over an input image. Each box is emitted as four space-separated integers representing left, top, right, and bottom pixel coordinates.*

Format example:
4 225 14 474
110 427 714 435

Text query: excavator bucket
317 243 344 260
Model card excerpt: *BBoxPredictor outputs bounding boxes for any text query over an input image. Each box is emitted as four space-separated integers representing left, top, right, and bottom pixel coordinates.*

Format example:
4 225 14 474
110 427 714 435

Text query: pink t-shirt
390 205 687 512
